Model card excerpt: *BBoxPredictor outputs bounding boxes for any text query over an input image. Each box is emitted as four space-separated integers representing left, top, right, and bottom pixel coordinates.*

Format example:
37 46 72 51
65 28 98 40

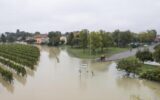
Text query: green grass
138 64 160 75
66 46 128 59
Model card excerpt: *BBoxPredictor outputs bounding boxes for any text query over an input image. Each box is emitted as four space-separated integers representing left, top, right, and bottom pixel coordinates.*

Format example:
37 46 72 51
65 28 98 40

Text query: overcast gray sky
0 0 160 33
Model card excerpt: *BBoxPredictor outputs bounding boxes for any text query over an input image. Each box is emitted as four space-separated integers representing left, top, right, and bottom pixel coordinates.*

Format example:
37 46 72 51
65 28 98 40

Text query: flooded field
0 46 160 100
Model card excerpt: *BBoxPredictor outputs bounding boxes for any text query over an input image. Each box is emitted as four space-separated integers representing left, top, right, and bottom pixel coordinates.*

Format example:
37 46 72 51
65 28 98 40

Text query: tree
136 49 153 63
5 31 33 42
1 34 6 43
79 29 89 52
34 32 41 35
67 32 74 47
131 33 139 43
117 58 141 75
112 29 120 47
99 30 112 52
16 29 20 33
147 29 157 42
60 39 65 45
118 30 133 47
153 48 160 63
72 34 80 47
138 30 157 43
7 35 16 42
88 32 101 54
48 31 61 46
112 30 133 47
67 31 80 47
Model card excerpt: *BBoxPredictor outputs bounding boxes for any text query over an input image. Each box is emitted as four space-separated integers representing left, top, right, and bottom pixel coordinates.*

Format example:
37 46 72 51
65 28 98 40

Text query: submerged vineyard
0 44 40 82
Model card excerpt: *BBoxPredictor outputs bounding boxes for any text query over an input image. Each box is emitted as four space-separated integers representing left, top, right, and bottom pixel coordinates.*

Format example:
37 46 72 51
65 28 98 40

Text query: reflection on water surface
0 46 160 100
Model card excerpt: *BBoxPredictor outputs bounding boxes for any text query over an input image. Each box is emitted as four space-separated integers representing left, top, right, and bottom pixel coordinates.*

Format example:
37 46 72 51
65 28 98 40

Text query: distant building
16 37 23 41
73 31 80 37
60 35 67 44
26 36 34 41
25 36 35 44
155 35 160 42
34 34 49 44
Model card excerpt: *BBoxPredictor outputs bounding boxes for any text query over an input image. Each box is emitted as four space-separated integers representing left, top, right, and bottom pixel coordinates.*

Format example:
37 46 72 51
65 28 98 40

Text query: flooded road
0 46 160 100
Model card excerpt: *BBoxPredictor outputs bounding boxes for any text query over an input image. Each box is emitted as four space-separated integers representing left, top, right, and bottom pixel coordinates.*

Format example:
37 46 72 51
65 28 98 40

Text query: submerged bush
0 67 13 83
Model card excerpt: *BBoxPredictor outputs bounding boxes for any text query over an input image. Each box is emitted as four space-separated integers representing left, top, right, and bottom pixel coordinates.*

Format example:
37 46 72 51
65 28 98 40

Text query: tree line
0 29 157 49
0 29 33 42
66 29 157 54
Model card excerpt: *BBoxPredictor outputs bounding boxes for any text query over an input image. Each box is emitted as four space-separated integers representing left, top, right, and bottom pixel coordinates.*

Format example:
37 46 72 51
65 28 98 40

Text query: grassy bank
67 46 128 59
138 64 160 74
138 64 160 82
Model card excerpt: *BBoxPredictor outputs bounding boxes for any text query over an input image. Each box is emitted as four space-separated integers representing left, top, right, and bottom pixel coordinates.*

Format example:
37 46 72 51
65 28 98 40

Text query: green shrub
117 58 141 75
140 69 160 82
136 49 153 63
153 48 160 63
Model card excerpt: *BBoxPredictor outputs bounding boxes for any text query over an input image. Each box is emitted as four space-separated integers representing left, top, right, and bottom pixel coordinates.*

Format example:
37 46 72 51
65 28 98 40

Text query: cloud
0 0 160 33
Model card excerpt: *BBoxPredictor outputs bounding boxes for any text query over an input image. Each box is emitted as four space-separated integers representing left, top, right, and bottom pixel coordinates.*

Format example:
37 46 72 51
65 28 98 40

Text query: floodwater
0 46 160 100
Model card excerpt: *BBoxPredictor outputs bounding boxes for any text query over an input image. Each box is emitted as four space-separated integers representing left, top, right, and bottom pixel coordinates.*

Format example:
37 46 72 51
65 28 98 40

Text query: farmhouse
34 34 49 44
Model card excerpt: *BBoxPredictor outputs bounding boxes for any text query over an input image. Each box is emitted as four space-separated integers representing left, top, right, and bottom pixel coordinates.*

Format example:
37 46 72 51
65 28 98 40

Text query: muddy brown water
0 46 160 100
